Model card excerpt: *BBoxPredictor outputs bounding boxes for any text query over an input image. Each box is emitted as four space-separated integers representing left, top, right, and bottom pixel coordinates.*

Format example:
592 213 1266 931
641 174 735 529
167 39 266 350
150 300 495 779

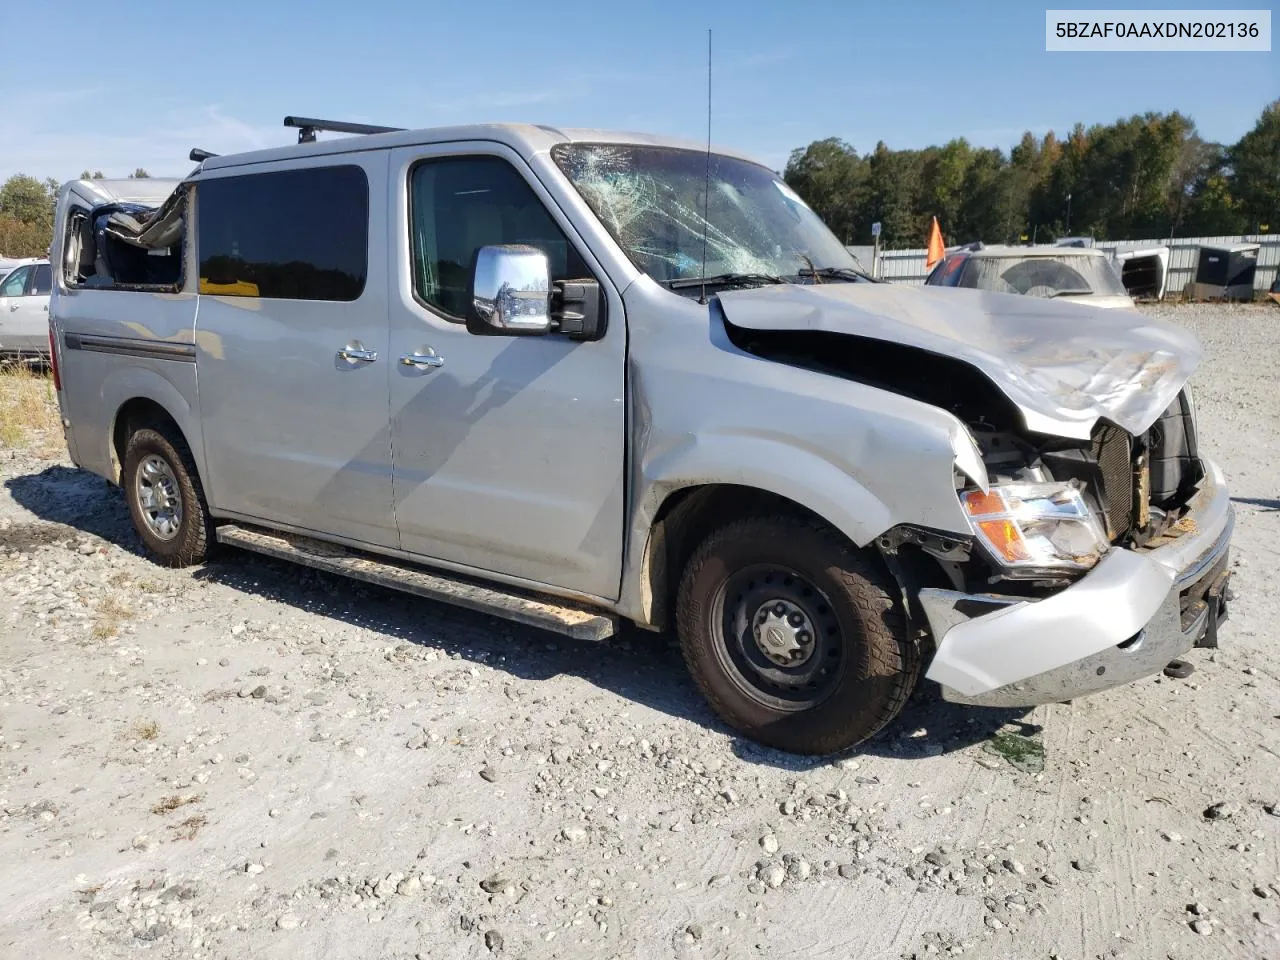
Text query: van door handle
400 350 444 369
338 346 378 363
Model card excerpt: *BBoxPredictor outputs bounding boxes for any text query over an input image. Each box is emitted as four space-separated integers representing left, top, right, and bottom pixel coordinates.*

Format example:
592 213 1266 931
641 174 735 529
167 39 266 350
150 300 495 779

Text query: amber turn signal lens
976 519 1033 562
963 490 1007 516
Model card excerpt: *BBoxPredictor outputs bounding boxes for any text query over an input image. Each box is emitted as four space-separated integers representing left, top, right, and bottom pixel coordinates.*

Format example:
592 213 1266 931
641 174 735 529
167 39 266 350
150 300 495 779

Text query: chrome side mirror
466 244 552 336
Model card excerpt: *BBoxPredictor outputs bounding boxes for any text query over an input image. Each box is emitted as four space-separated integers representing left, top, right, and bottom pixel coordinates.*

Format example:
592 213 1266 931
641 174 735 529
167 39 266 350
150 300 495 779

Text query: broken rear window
960 255 1128 299
551 143 857 290
64 190 186 291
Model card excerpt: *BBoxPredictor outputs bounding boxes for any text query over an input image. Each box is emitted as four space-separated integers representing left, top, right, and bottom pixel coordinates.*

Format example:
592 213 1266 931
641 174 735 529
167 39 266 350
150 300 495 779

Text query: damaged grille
1147 388 1203 507
1091 424 1134 541
1090 388 1201 545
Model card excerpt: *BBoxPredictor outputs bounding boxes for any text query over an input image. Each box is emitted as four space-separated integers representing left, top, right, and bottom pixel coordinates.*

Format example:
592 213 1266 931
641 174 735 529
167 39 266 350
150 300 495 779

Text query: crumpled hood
718 283 1202 440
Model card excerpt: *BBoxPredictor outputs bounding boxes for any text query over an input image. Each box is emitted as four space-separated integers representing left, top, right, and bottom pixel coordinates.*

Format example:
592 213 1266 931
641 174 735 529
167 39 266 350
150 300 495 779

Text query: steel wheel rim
135 454 183 541
712 563 845 711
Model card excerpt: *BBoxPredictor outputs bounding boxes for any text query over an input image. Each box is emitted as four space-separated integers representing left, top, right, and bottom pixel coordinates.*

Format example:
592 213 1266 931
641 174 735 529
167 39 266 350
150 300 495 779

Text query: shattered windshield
961 255 1128 299
551 143 861 291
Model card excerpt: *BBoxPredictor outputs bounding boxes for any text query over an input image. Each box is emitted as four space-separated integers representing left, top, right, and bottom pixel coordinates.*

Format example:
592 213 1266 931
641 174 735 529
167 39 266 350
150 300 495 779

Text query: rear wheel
122 426 213 567
676 515 918 755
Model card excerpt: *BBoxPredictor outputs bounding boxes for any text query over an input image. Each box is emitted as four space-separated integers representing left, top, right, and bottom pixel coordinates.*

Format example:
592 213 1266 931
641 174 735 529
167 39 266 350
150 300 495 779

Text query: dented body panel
613 277 980 623
719 282 1201 440
923 459 1233 705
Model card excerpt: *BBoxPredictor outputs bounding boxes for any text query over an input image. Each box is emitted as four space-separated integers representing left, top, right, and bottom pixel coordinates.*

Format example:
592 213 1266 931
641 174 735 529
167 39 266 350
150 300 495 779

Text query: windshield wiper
665 272 786 291
798 265 876 283
1048 288 1094 298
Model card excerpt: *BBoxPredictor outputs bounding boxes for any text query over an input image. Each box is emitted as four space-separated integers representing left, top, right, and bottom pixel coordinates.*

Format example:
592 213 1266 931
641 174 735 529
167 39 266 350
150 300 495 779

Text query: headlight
961 482 1109 573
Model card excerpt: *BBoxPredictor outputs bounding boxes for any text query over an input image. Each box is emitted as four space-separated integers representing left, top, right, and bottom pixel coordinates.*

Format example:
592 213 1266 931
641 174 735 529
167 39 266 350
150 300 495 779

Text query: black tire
122 426 214 567
676 514 918 755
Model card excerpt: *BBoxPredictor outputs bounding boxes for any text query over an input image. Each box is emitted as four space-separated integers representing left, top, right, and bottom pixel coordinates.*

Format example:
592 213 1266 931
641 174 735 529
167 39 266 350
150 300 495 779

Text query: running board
214 524 616 641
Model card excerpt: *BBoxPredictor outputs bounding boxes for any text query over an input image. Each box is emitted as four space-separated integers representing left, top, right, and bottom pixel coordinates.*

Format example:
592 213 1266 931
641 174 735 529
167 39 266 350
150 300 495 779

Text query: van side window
409 156 588 317
64 199 185 291
198 166 368 301
1 266 32 297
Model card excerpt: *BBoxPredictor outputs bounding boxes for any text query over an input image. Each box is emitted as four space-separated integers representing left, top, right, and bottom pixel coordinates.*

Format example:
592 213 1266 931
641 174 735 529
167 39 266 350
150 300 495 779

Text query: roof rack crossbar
189 148 219 162
283 115 406 144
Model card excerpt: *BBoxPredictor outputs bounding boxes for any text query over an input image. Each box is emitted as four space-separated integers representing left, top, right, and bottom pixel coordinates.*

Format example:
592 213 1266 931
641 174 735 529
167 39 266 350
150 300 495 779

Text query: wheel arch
105 374 203 487
111 398 183 478
625 481 895 634
620 430 906 631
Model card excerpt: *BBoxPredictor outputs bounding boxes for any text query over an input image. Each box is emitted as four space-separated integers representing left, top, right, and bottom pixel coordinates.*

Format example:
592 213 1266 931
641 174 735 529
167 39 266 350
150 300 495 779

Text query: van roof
197 122 769 173
61 178 183 206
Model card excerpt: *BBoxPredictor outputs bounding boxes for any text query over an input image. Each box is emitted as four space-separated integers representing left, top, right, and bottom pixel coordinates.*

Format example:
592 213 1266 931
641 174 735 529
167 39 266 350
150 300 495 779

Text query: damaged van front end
921 455 1232 706
715 282 1233 709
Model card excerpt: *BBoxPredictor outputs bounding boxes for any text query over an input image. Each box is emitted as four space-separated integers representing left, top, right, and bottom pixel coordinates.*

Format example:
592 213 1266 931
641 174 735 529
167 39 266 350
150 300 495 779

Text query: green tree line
1 169 149 258
6 104 1276 260
784 100 1279 249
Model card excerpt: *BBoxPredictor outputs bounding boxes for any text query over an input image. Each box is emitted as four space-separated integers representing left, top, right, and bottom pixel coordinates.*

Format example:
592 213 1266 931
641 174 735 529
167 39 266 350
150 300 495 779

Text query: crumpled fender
637 430 896 549
614 289 988 626
618 415 975 626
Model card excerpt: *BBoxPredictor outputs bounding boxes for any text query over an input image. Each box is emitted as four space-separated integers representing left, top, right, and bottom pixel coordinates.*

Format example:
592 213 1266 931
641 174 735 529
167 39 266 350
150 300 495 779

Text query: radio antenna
698 29 712 306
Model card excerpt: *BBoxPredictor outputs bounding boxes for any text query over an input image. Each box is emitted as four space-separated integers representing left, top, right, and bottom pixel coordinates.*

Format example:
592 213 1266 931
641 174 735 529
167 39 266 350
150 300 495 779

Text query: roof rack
189 148 219 162
283 115 406 144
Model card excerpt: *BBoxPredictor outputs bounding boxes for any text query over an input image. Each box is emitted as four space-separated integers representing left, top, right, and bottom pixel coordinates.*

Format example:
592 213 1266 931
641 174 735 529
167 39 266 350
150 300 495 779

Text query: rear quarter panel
52 287 201 483
51 180 204 484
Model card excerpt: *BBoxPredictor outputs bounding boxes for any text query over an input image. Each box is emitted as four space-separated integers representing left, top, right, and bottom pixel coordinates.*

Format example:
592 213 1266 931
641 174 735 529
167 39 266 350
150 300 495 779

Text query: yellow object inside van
198 277 260 296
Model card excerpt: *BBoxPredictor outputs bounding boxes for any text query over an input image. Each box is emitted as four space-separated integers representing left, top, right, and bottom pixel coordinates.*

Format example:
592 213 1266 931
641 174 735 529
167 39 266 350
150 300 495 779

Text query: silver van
48 119 1233 754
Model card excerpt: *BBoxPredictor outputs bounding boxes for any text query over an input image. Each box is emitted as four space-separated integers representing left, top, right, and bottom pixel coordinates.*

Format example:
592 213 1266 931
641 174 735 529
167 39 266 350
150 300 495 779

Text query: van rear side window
197 165 368 301
63 191 186 291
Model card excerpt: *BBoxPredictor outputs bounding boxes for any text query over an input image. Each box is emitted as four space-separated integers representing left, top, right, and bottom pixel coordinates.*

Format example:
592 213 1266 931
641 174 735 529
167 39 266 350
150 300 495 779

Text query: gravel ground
1 302 1277 960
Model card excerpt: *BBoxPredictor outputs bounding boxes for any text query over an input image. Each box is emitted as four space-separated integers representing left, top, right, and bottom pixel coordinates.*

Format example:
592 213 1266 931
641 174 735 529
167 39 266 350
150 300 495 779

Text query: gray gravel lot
1 302 1277 959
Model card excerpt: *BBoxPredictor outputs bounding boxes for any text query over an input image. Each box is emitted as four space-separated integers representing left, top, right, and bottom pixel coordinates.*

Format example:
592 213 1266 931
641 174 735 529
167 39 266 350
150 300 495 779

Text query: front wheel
676 515 918 755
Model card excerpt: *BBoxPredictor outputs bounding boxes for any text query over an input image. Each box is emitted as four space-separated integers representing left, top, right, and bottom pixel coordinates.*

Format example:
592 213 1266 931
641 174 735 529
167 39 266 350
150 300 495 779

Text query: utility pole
1065 192 1073 235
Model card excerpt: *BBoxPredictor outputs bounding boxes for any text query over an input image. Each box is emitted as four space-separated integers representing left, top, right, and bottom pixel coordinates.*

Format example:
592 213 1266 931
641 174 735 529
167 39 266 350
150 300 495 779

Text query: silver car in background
45 120 1233 755
925 243 1137 309
0 259 53 356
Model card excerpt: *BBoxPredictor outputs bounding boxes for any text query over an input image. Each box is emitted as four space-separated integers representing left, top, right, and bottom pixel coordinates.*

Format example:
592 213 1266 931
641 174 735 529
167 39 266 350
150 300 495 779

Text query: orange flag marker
925 216 945 269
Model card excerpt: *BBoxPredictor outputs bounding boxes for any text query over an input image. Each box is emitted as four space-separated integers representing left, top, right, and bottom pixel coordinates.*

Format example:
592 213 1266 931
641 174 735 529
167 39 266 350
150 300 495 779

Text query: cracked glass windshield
551 143 863 291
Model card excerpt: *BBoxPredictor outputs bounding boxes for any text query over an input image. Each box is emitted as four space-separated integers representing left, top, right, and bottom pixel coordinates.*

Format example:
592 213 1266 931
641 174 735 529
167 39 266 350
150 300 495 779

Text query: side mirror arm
552 280 606 341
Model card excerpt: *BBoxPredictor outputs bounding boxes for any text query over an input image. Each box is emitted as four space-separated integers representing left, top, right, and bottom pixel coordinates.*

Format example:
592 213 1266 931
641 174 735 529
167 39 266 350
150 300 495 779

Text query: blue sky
1 0 1275 182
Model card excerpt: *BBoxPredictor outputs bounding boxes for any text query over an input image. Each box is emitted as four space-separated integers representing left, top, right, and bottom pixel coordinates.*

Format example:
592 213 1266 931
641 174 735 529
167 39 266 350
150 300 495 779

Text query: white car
0 259 52 356
925 244 1137 309
0 256 40 277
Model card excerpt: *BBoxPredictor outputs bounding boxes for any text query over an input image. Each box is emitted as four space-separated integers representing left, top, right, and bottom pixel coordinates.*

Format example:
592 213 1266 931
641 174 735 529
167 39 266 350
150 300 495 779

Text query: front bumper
921 458 1234 707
